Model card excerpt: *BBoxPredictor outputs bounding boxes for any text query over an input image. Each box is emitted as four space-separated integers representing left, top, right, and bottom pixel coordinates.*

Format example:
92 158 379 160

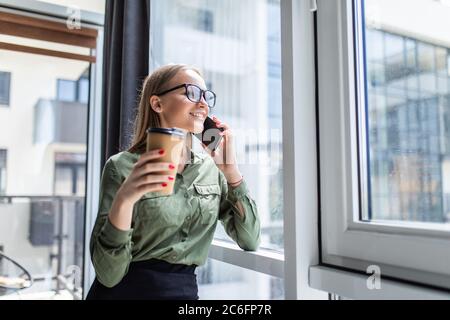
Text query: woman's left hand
201 116 242 182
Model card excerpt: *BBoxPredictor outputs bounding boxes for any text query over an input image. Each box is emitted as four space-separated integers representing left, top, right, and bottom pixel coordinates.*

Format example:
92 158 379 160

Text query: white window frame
315 0 450 293
84 27 104 300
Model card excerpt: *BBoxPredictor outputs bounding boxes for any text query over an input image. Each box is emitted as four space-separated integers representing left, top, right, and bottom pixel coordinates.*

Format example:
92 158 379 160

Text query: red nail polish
169 164 175 169
159 149 165 155
168 176 174 181
162 183 168 187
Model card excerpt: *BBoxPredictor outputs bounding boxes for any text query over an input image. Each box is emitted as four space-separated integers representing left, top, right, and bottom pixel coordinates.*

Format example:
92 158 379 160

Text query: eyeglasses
155 83 216 108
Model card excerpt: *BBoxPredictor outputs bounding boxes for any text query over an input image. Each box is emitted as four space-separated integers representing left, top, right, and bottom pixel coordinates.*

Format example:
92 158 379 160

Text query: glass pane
362 0 450 225
0 34 93 299
78 77 89 104
197 259 284 299
0 150 6 195
54 153 86 197
151 0 284 251
57 80 76 102
0 71 11 105
54 166 74 196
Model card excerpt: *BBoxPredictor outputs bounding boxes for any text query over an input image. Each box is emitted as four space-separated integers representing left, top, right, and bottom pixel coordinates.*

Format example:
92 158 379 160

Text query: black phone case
194 117 225 152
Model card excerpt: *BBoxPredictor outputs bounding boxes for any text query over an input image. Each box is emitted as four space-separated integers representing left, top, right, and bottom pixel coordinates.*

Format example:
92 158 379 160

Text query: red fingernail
169 164 175 169
168 176 174 181
162 183 167 187
159 149 165 155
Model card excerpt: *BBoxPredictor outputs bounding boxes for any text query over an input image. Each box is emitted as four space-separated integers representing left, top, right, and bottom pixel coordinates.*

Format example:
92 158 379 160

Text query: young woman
86 64 260 300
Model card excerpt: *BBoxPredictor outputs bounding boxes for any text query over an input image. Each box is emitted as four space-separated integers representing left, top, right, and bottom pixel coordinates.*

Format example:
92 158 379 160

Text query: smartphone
194 116 225 152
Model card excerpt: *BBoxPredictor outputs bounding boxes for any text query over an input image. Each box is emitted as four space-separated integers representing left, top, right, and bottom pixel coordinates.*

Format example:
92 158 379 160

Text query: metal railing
0 195 85 299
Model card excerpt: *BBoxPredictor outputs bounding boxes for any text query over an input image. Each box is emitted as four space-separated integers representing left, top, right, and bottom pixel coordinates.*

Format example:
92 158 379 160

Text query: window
0 71 11 106
363 2 450 224
57 79 77 102
317 0 450 292
150 0 284 298
176 6 214 33
197 258 284 299
54 153 86 196
0 150 6 195
198 9 214 33
57 74 89 103
78 77 89 104
0 2 103 300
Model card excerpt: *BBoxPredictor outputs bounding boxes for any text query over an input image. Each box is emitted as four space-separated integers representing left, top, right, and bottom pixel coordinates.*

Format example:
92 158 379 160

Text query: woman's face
152 69 209 134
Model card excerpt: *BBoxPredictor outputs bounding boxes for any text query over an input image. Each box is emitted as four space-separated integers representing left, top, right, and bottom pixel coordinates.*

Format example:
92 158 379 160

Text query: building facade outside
365 0 450 224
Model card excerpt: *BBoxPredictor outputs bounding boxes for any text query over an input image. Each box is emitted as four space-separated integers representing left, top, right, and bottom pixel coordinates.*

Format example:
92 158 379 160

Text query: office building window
78 77 89 104
0 150 6 195
0 71 11 106
57 79 77 102
54 153 86 196
176 6 214 33
57 74 89 103
198 9 214 32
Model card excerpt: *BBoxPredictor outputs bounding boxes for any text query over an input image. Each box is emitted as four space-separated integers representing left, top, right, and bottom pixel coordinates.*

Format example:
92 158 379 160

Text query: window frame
316 0 450 292
83 27 104 300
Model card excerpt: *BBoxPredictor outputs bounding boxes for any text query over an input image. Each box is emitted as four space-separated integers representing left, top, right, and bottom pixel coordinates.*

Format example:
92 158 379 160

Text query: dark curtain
101 0 150 168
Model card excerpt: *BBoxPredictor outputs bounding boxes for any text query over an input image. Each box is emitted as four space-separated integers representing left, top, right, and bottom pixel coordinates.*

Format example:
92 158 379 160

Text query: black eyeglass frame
154 83 216 108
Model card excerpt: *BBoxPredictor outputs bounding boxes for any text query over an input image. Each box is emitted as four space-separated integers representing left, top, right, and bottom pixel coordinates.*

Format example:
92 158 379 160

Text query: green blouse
89 150 261 288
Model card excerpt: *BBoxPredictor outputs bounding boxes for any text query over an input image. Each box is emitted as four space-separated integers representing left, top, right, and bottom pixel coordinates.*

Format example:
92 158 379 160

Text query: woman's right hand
115 148 175 206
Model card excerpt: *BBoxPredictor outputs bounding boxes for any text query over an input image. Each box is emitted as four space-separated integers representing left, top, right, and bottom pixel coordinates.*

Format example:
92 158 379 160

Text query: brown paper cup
146 127 186 195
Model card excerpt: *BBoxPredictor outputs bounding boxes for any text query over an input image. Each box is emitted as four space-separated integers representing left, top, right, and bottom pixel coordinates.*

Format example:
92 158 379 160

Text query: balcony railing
0 195 84 300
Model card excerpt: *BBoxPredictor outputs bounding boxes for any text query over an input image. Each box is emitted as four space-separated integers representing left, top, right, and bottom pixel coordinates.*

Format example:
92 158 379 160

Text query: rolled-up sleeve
89 158 133 288
218 171 261 251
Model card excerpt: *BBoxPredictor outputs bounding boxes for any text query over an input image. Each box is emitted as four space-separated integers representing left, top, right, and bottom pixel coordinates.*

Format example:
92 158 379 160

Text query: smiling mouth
189 112 206 120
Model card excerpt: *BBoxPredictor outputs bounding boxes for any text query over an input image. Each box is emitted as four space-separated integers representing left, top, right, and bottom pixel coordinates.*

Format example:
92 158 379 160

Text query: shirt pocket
136 193 178 227
193 183 221 225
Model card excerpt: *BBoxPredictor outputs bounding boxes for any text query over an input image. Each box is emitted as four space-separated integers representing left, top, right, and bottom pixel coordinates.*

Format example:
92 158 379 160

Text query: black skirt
86 259 199 300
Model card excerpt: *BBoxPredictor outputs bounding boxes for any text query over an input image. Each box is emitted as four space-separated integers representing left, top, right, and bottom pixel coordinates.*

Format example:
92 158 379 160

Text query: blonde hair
127 64 202 154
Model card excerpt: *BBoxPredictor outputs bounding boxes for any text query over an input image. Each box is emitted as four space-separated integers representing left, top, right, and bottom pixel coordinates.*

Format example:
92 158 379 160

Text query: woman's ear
149 95 163 113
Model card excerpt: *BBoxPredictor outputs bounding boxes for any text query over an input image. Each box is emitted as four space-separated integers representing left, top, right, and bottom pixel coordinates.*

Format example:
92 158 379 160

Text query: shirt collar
190 148 204 165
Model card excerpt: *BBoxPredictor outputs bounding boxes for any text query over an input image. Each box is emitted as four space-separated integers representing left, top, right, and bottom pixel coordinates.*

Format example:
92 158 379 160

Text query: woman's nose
198 95 208 107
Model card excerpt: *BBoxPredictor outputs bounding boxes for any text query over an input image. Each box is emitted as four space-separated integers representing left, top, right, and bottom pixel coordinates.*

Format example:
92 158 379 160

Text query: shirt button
184 193 189 198
186 216 191 220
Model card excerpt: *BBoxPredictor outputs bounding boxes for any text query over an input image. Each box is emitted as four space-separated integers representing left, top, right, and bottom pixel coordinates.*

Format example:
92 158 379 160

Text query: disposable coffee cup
146 127 186 195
